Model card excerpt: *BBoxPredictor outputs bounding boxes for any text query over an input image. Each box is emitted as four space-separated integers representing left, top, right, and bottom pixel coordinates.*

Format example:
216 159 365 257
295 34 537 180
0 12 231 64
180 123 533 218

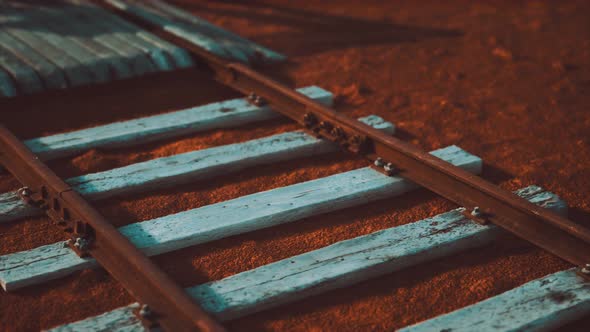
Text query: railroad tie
0 146 476 291
49 186 574 330
400 269 590 332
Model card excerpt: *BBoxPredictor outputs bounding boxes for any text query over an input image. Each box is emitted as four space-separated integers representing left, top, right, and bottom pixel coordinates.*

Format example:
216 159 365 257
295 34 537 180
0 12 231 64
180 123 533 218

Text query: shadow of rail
172 0 463 57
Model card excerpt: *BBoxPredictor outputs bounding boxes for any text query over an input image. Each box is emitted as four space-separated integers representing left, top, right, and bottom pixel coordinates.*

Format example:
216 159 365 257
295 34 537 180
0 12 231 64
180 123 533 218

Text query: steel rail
0 126 225 332
98 0 590 269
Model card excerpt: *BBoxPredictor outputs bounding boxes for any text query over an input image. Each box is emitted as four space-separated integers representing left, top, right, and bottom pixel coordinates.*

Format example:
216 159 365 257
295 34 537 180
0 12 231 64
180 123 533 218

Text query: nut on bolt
331 126 345 138
303 113 317 127
471 206 482 217
73 237 89 251
374 157 385 167
384 162 395 175
254 96 265 106
139 304 153 318
17 187 31 197
581 264 590 275
247 93 266 106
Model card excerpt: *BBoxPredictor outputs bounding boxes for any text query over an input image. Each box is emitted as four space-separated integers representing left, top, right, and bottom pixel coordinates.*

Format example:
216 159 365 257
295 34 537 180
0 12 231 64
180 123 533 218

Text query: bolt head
582 264 590 275
384 163 394 173
374 158 384 167
331 127 344 138
471 207 481 217
303 113 317 127
73 237 89 251
139 304 152 318
18 187 31 197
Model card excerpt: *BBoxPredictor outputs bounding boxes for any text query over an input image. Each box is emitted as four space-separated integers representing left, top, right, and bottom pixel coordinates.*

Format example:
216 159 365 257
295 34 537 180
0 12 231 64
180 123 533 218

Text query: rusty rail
0 3 588 331
0 126 224 332
98 1 590 269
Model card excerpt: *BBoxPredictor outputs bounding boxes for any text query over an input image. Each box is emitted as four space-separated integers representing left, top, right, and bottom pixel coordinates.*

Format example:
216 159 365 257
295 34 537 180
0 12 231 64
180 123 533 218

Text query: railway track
0 1 589 331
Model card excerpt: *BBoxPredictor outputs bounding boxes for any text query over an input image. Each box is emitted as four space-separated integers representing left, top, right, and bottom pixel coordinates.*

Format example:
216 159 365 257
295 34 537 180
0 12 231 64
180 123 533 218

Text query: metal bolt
247 93 265 106
374 157 385 167
331 127 344 138
384 162 395 175
254 96 265 106
582 264 590 275
319 121 332 130
73 237 89 251
17 187 31 197
139 304 153 318
471 207 482 217
350 135 362 145
303 113 316 128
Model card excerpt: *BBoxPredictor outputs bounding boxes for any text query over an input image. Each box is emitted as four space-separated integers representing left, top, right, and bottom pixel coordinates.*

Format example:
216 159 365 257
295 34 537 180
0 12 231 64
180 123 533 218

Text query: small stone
492 47 513 60
552 61 566 74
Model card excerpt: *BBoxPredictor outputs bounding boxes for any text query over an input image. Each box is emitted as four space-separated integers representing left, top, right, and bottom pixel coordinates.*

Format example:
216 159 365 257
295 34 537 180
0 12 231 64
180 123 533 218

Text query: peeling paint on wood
0 87 333 224
48 186 565 331
1 6 96 87
103 0 286 64
0 112 389 224
0 0 269 96
0 43 44 94
0 29 68 90
0 146 474 291
400 269 589 332
23 86 332 161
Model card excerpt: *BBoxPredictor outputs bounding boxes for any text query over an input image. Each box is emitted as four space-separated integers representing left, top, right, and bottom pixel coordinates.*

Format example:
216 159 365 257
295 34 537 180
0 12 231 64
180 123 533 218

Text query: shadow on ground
174 0 463 57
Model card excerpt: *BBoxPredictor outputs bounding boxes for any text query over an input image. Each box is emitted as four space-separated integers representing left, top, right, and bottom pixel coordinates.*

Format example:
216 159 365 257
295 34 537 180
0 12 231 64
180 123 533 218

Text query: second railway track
0 1 589 331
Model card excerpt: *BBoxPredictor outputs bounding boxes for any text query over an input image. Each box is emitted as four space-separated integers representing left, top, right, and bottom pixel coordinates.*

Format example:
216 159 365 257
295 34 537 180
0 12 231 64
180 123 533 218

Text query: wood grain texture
24 85 332 160
0 87 332 224
0 0 279 96
1 6 95 87
147 0 285 64
47 304 143 332
49 4 136 80
78 3 173 72
48 186 565 331
26 7 112 84
0 146 473 291
400 268 589 332
0 43 44 94
103 0 286 64
68 3 157 76
103 7 194 70
69 0 193 72
0 29 68 90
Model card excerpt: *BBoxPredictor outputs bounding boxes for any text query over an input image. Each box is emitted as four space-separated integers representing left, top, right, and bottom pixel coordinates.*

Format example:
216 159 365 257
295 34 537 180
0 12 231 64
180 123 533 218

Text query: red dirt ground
1 1 590 331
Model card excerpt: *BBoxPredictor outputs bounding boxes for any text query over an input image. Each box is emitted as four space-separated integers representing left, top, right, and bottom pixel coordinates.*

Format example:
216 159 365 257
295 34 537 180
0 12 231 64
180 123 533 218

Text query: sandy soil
1 0 589 331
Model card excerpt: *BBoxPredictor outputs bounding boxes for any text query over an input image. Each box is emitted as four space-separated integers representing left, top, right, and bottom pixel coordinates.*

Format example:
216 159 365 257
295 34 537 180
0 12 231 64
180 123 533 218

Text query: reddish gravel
1 1 590 331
